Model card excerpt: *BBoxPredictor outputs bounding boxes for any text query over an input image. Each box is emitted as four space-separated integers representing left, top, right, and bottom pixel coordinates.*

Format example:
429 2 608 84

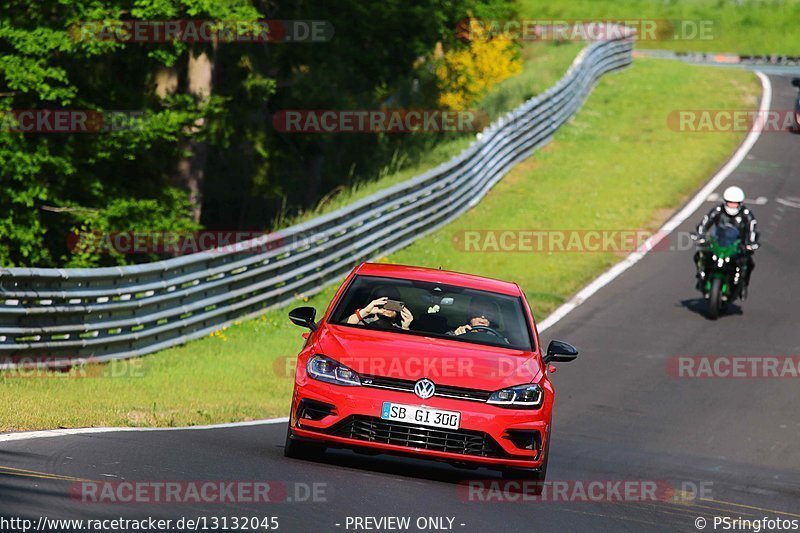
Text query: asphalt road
1 73 798 533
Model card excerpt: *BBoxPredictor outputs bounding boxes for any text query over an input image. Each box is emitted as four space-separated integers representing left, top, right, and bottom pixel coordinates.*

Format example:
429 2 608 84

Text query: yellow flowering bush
435 19 522 110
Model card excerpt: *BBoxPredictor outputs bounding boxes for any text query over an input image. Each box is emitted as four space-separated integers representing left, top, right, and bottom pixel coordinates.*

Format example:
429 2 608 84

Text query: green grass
519 0 800 55
0 58 760 431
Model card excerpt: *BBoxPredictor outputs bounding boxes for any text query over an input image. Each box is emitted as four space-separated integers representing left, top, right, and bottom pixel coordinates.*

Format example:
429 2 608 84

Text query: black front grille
436 384 491 402
327 415 507 458
361 375 491 402
361 375 415 392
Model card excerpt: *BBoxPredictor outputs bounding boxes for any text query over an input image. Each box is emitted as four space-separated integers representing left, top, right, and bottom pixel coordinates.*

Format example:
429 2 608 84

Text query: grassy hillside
519 0 800 55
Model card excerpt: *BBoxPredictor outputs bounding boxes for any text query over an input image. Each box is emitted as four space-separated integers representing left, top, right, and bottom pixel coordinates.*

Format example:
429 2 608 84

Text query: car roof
353 262 522 297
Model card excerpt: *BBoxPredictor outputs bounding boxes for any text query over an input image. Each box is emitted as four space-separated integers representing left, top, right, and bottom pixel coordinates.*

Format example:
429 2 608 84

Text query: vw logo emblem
414 378 436 399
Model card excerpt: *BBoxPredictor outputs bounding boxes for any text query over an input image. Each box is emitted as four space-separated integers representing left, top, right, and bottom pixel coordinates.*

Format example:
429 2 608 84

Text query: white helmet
722 186 745 216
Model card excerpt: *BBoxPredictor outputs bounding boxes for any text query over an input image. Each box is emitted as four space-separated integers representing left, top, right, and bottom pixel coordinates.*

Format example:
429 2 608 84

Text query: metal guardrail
0 31 633 368
635 49 800 67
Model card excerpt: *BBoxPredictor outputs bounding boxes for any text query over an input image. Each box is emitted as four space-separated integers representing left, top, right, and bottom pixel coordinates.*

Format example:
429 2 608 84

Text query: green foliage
64 187 200 267
0 0 536 268
0 0 263 267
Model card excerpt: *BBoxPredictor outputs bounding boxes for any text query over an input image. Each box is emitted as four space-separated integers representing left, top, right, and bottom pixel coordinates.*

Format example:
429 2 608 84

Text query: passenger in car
346 286 414 330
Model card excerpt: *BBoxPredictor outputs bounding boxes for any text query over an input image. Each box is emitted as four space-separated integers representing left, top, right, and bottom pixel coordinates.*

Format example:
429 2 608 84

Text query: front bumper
290 378 550 470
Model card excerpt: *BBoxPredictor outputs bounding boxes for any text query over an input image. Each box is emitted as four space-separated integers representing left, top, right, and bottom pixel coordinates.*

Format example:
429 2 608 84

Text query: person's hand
363 297 388 315
453 324 472 336
400 307 414 329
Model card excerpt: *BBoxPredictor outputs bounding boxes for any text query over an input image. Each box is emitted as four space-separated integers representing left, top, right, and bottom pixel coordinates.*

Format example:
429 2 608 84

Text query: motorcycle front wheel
707 277 723 320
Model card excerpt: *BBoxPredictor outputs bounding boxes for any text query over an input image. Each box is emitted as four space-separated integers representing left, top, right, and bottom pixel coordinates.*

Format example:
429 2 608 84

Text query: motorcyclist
694 186 759 297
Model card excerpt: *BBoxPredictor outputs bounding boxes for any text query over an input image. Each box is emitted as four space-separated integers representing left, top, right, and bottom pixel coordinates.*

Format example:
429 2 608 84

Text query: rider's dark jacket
696 204 759 248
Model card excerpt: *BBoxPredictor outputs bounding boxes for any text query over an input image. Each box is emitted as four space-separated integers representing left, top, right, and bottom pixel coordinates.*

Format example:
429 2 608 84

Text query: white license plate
381 402 461 430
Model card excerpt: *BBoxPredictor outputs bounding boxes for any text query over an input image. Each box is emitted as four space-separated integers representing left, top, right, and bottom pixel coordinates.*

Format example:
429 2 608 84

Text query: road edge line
0 417 290 443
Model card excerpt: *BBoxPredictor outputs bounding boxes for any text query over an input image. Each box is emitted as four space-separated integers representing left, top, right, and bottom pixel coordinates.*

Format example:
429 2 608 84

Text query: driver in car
448 300 506 341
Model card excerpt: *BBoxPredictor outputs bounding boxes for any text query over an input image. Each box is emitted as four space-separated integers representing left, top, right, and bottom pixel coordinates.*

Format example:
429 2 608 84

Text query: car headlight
307 355 361 386
487 383 543 409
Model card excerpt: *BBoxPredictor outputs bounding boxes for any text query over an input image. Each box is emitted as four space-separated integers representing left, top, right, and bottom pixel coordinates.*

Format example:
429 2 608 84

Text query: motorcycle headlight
307 355 361 386
487 383 543 409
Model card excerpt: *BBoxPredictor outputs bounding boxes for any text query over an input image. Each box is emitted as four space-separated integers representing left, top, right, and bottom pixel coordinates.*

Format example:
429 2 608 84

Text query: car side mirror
543 340 578 364
288 306 318 331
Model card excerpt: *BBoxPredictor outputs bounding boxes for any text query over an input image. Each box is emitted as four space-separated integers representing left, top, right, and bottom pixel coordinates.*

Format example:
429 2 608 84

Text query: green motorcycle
692 223 747 320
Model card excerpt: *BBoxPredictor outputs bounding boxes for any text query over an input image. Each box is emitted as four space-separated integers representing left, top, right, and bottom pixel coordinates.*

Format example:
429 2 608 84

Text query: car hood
315 324 541 390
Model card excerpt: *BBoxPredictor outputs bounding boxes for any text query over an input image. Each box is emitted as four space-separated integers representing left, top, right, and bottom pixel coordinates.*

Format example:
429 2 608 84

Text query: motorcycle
691 223 748 320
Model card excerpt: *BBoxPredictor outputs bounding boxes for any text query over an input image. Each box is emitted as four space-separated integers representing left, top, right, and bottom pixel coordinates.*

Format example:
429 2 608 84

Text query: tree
0 0 269 266
0 0 514 267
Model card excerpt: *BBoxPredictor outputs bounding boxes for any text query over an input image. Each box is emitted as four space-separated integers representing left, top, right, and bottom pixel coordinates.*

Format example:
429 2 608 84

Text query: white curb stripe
0 417 289 443
538 71 771 333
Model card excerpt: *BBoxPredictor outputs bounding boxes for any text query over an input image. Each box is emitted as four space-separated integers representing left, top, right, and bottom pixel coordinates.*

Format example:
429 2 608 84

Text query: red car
284 262 577 481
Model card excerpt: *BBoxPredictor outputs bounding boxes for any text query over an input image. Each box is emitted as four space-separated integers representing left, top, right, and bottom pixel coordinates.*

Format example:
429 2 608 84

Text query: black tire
707 277 722 320
501 441 548 495
283 425 326 460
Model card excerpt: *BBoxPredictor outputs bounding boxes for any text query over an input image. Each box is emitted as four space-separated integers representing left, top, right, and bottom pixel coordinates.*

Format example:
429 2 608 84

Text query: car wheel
283 425 326 459
501 442 548 495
